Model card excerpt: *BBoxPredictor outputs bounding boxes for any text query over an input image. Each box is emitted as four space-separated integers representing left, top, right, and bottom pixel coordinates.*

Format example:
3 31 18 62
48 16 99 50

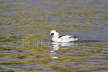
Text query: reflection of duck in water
51 42 75 52
50 42 76 58
50 30 79 42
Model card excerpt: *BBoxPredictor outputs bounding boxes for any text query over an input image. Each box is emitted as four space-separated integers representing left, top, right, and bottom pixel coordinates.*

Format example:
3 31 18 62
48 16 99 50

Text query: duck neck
53 35 59 38
53 34 59 38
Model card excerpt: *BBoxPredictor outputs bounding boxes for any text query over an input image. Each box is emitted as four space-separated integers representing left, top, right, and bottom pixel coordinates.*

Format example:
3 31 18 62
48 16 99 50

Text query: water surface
0 0 108 72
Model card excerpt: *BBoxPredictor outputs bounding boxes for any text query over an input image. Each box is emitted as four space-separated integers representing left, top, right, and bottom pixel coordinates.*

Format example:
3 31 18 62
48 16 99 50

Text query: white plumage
50 30 79 42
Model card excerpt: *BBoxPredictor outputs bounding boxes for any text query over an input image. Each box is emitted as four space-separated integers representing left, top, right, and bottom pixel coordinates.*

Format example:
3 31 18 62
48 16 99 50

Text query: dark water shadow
74 40 108 44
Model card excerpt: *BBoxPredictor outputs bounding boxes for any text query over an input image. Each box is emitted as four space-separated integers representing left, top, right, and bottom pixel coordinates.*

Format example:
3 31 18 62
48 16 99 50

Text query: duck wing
60 35 72 39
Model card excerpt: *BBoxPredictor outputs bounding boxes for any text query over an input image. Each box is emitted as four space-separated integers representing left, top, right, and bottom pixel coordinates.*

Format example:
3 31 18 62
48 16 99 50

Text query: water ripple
0 1 49 5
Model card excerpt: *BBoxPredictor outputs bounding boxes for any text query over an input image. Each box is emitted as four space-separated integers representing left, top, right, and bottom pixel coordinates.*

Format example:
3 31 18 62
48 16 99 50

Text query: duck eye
51 33 54 35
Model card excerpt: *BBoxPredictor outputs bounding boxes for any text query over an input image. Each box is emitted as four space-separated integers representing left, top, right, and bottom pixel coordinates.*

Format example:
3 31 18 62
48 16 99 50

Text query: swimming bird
50 30 79 42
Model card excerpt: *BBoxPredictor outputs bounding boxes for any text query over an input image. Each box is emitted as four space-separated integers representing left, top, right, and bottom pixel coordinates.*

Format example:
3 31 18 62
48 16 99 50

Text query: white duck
50 30 79 42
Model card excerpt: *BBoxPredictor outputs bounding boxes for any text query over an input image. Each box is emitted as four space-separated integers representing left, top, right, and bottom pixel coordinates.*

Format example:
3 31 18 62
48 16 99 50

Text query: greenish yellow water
0 0 108 72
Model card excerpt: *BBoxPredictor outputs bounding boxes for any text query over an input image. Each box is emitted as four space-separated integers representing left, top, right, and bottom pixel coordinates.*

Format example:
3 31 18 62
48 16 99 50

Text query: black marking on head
51 33 54 36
